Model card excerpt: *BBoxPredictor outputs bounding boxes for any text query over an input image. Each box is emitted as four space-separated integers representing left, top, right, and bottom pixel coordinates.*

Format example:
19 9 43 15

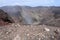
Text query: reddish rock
0 9 13 26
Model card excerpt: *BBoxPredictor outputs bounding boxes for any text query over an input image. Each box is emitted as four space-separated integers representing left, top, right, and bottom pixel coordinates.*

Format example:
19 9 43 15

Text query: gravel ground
0 23 60 40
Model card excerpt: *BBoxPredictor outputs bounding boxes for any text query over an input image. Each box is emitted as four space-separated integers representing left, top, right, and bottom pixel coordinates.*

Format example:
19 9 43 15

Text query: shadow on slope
0 9 14 26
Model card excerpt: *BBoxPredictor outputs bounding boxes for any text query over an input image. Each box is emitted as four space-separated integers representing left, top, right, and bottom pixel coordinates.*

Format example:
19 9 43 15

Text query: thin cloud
0 0 56 7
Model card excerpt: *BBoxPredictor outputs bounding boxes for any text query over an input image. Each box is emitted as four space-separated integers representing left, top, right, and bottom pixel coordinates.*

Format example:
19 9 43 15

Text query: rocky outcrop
0 9 13 26
0 6 23 23
0 6 60 27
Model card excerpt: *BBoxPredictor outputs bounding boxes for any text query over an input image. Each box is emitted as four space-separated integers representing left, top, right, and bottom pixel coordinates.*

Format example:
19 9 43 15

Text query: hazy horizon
0 0 60 7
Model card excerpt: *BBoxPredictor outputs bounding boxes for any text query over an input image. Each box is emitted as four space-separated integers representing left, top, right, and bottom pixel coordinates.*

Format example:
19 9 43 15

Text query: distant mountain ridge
0 6 60 27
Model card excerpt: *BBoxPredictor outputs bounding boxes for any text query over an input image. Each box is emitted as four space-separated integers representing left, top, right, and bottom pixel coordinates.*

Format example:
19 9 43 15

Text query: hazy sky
0 0 60 7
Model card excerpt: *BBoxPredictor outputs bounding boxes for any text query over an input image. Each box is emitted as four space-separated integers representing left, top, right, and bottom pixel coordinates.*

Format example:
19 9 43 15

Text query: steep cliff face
0 6 60 27
0 6 23 23
0 9 13 26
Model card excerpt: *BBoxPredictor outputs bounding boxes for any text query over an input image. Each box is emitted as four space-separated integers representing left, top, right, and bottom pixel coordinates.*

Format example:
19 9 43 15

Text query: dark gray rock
0 9 13 26
0 6 60 27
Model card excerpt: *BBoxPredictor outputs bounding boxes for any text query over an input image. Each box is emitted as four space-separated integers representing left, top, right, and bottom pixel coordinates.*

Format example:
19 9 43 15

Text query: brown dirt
0 23 60 40
0 19 11 26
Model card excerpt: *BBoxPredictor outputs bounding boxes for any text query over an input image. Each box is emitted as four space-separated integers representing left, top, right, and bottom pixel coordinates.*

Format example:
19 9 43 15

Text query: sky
0 0 60 7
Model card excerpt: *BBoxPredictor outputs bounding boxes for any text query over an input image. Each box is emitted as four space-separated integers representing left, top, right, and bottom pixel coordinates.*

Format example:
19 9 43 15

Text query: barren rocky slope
0 6 60 40
0 23 60 40
0 6 60 26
